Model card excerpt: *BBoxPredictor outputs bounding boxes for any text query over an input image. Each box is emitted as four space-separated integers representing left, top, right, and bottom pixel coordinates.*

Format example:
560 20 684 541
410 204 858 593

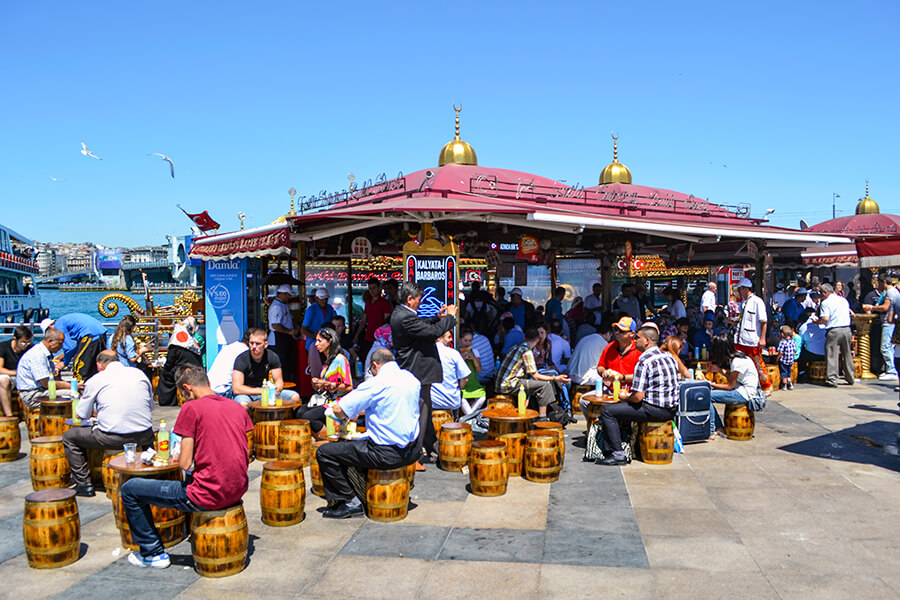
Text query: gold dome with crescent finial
855 181 879 215
599 134 632 184
438 105 477 166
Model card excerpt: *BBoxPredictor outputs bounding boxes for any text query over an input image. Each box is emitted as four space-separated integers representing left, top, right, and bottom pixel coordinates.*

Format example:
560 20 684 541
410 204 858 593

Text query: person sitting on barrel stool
0 325 33 417
707 333 765 438
63 350 155 497
15 328 77 409
231 329 300 408
496 328 571 421
120 364 254 569
317 349 421 519
597 326 678 466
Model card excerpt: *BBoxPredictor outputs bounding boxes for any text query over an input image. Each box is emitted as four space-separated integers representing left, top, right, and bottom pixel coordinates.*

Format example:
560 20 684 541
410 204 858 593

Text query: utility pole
833 193 840 219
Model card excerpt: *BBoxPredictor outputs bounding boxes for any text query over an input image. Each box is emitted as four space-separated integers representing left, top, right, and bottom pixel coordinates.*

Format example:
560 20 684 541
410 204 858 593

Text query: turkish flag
178 205 220 232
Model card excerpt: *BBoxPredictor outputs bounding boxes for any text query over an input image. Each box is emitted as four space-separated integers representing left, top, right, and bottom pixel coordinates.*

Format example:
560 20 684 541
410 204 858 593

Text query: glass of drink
124 443 138 465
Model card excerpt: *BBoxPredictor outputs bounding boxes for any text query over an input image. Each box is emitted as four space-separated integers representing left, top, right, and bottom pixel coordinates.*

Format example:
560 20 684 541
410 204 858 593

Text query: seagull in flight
80 142 101 160
148 153 175 178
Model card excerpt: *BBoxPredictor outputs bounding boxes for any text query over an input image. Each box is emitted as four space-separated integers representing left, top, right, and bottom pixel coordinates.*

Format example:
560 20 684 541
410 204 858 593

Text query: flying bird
80 142 101 160
148 153 175 178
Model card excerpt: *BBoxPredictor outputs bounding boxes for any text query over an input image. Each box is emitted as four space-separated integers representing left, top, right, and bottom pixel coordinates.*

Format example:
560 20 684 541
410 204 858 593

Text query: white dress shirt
820 293 852 329
208 341 249 394
735 294 768 346
338 361 421 447
77 362 154 434
701 289 717 313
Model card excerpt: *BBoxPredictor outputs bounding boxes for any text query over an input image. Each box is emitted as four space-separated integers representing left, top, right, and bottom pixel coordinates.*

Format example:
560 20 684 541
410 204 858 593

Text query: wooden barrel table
190 503 248 578
277 419 312 465
468 440 508 497
487 396 514 411
249 400 300 462
483 407 538 477
581 391 620 433
109 455 186 550
309 439 330 497
724 404 755 441
366 468 409 522
248 400 298 425
765 365 781 390
23 488 80 569
260 461 305 527
101 452 124 499
431 409 454 435
0 416 21 462
39 399 73 438
639 421 674 464
30 436 70 490
854 357 863 380
532 421 564 463
523 429 562 482
810 361 826 384
438 422 472 472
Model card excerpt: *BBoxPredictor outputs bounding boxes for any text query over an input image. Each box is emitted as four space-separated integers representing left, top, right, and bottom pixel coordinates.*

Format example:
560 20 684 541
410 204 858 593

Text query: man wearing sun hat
734 278 770 390
579 316 642 421
268 284 298 383
301 288 337 385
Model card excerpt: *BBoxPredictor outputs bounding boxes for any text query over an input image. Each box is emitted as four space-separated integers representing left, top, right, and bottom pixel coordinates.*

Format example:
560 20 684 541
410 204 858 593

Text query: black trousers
415 384 437 457
295 404 327 434
317 438 418 503
273 332 297 384
601 401 676 455
62 426 154 487
72 335 107 382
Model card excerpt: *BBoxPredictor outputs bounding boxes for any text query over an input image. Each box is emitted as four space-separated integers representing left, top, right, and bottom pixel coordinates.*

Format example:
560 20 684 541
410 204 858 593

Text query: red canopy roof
190 223 290 260
856 235 900 268
806 213 900 236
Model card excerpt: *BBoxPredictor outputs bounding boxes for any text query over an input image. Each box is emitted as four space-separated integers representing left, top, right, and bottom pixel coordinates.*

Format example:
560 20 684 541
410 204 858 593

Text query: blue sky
2 1 898 246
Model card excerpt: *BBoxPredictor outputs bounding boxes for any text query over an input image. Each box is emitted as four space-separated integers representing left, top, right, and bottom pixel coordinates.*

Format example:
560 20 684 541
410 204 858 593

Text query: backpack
546 402 575 426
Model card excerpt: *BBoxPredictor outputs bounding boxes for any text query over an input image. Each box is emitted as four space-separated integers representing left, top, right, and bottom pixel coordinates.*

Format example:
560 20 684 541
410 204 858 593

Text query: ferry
0 224 46 323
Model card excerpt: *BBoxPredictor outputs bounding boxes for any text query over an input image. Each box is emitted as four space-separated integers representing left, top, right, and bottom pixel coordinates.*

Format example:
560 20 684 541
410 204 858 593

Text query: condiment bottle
157 419 170 462
517 383 526 415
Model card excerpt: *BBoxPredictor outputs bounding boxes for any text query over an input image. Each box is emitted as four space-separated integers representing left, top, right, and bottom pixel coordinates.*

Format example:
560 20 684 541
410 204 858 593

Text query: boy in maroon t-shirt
120 364 253 569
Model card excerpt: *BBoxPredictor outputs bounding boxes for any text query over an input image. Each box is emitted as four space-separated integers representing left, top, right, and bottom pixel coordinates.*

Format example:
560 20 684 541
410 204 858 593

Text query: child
777 325 796 390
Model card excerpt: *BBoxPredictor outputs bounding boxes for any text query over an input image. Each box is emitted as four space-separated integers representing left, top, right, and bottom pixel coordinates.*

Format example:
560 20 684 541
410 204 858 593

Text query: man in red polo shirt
579 316 642 421
353 277 393 362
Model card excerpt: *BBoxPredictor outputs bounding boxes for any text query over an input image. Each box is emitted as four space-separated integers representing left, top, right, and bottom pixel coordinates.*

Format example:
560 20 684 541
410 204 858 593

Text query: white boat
0 224 46 323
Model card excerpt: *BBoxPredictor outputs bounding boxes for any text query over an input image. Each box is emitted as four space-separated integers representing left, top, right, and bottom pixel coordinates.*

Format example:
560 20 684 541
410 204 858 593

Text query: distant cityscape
35 242 169 277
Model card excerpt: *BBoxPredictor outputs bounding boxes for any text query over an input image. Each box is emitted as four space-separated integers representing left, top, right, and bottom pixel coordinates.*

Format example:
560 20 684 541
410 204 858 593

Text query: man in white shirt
815 282 855 387
701 282 718 313
613 283 642 323
771 283 789 308
267 285 298 383
547 319 571 373
583 283 604 323
431 331 471 414
207 330 251 397
568 330 610 385
733 278 771 390
62 350 155 497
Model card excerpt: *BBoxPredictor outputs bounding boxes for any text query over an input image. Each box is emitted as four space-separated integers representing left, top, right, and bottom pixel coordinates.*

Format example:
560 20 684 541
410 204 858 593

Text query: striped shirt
497 343 537 394
16 342 54 392
777 338 796 365
631 346 679 408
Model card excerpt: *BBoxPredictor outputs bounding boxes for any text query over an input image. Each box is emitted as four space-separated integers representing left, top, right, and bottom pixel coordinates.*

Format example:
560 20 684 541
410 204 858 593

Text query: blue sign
204 258 247 366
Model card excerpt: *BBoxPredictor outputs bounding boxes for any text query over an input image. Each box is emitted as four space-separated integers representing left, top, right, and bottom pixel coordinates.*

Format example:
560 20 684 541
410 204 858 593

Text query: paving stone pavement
2 380 898 599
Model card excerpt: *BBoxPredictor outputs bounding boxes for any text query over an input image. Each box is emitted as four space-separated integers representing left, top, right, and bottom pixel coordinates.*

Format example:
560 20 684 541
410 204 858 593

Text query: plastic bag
673 421 684 453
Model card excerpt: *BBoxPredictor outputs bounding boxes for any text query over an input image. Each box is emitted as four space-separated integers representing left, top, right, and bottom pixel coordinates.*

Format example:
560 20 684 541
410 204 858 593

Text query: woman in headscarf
157 317 203 406
364 324 392 379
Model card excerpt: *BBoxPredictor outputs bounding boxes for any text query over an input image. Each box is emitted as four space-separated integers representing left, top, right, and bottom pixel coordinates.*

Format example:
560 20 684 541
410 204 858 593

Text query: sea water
39 290 177 327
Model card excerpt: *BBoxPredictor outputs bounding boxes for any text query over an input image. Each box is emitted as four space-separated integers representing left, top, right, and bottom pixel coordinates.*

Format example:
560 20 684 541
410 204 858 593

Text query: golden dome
855 181 880 215
270 191 299 225
438 105 477 166
599 134 632 184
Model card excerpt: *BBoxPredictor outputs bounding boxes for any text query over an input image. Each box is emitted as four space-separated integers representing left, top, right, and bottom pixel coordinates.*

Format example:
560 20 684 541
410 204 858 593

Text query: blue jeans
881 323 897 376
120 477 200 557
710 389 748 436
233 390 298 405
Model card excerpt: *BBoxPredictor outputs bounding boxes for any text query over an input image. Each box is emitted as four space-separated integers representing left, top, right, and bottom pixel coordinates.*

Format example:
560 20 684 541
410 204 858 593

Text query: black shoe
322 502 364 519
595 455 628 466
74 485 96 497
824 382 838 388
534 416 550 423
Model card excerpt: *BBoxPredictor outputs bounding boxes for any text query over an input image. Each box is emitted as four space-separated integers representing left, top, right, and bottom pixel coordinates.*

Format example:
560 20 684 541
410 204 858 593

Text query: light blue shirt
471 332 495 382
267 298 294 345
820 293 851 329
799 317 826 355
502 326 525 355
431 343 471 410
338 361 420 447
16 342 54 391
117 336 136 366
53 313 107 364
302 303 336 350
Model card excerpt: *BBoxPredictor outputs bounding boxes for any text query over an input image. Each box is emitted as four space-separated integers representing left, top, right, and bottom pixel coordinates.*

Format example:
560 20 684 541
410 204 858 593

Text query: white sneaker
879 373 898 381
127 551 170 569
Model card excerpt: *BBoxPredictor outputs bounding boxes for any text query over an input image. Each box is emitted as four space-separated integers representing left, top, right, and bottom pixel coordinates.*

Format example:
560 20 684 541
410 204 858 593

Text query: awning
801 244 858 267
189 224 290 261
856 235 900 268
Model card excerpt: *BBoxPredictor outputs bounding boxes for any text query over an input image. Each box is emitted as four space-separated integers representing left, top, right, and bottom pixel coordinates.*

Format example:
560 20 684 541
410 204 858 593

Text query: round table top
39 398 71 407
25 488 76 503
248 399 300 412
580 390 622 405
64 418 93 427
108 454 180 474
283 381 296 389
481 407 539 421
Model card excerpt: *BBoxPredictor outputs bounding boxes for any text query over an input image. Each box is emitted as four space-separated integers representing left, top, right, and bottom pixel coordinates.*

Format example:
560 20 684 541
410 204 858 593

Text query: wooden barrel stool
468 440 508 497
253 420 280 462
365 468 409 522
30 436 70 490
0 416 21 462
39 400 73 438
487 396 513 410
485 410 535 477
810 361 826 384
85 448 120 487
101 452 124 499
246 429 254 463
765 364 781 390
854 357 863 379
25 405 41 441
402 463 415 487
639 421 674 465
791 361 798 383
260 461 305 527
23 488 80 569
724 404 755 441
278 419 312 465
704 371 729 385
571 385 592 408
190 503 248 578
10 389 23 423
438 422 472 472
533 421 564 463
309 439 330 497
523 429 562 483
431 410 453 435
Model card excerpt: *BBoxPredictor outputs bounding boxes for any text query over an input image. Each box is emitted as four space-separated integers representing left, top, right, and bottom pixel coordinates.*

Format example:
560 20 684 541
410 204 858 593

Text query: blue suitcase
677 380 711 444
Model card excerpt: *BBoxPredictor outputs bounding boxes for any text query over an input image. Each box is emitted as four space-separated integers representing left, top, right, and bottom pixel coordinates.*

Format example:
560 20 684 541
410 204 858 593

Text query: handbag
583 419 604 461
308 391 334 408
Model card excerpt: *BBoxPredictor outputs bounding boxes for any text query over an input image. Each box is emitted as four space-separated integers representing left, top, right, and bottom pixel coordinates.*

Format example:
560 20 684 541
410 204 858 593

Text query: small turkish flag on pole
177 205 220 233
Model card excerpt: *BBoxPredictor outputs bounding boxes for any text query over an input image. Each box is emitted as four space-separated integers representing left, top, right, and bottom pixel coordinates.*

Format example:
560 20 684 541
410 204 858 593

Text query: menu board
405 254 458 318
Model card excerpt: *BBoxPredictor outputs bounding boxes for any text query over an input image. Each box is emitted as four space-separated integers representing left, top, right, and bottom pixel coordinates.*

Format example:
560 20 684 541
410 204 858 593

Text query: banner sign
404 255 458 318
204 258 247 366
516 236 540 262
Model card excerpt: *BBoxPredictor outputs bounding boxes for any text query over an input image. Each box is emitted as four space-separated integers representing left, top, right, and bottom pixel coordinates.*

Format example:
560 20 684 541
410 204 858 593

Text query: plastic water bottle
517 383 526 415
271 380 280 407
261 383 270 407
71 397 81 426
69 378 79 400
595 378 603 394
613 376 621 400
47 378 56 401
157 420 170 462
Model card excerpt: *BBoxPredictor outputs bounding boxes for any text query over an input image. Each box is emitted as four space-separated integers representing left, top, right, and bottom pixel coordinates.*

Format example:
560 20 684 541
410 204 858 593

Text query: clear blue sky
2 1 898 246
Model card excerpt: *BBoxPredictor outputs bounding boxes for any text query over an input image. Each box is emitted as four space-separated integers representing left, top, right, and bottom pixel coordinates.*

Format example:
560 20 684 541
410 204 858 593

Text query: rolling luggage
677 380 711 444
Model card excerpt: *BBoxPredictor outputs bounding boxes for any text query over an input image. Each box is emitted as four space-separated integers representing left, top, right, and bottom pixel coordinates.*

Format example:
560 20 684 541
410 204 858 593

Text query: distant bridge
35 270 96 284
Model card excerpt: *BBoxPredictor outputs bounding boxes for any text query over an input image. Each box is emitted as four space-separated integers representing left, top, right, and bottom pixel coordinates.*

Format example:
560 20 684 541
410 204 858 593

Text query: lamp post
833 193 840 219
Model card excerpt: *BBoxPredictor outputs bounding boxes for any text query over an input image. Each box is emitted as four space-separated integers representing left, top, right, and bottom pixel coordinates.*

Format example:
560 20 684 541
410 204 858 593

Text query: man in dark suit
390 281 457 464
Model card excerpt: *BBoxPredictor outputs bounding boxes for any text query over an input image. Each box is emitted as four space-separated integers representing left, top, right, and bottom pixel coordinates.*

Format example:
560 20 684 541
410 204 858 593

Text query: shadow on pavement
779 420 900 472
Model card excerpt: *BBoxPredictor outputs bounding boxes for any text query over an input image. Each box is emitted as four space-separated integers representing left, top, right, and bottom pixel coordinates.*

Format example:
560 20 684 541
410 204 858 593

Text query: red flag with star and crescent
178 205 220 233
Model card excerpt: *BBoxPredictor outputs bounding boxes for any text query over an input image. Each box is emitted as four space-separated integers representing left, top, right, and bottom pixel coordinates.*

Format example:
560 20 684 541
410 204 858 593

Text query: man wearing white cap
772 283 789 309
508 287 536 331
268 285 298 383
302 288 337 386
734 278 770 390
